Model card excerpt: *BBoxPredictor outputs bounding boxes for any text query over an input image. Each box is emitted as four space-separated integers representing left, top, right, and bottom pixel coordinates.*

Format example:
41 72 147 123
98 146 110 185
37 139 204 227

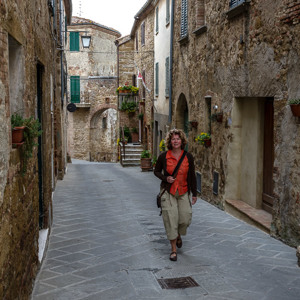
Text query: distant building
66 17 121 162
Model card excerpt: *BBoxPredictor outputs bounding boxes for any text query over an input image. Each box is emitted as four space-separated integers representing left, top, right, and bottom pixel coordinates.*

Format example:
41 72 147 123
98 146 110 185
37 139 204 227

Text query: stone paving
31 160 300 300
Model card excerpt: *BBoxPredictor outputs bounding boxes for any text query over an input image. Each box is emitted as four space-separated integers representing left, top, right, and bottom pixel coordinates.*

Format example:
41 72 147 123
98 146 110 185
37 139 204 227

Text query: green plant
11 113 42 175
138 113 144 120
159 139 166 152
151 155 157 165
141 150 151 158
120 101 137 113
116 83 139 94
195 132 211 145
288 99 300 105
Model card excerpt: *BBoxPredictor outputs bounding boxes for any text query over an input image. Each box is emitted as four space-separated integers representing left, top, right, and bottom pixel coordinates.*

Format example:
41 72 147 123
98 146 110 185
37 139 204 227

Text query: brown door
262 98 274 213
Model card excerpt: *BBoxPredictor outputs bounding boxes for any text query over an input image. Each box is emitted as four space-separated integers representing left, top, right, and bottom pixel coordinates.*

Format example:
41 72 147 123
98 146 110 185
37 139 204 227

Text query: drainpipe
168 0 175 124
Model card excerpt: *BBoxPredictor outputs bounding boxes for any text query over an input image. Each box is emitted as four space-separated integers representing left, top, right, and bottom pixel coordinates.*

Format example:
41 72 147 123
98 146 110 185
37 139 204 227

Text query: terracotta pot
204 139 211 148
290 104 300 117
141 158 152 171
12 126 25 143
120 89 131 94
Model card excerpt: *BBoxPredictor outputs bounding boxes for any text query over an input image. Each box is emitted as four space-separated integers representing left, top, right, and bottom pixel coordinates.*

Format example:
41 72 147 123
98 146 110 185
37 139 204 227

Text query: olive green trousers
161 190 192 241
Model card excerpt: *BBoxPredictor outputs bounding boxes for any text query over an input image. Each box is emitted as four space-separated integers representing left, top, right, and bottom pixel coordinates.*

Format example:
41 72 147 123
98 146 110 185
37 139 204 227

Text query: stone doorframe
175 93 189 133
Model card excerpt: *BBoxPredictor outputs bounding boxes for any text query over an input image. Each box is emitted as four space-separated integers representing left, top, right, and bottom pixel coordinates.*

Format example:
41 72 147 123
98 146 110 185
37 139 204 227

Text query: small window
70 32 79 51
156 7 159 33
165 57 170 97
141 22 145 46
136 32 138 51
142 70 146 99
155 62 159 96
196 172 201 193
70 76 80 103
166 0 170 24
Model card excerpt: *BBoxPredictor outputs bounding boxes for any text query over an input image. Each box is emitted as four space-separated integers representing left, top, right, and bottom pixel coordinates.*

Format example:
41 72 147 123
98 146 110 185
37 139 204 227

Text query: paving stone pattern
31 160 300 300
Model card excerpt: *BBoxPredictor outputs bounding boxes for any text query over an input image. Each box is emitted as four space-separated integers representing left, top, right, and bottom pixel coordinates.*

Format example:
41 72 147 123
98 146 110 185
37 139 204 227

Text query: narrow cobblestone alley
31 160 300 300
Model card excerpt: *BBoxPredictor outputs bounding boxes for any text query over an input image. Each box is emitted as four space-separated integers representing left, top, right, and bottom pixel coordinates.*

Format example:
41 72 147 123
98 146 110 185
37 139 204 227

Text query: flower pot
12 126 25 143
204 139 211 148
120 89 131 94
141 158 152 171
290 104 300 117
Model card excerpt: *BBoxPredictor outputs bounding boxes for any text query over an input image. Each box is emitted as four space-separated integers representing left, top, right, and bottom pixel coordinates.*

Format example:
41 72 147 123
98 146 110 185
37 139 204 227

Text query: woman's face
171 134 182 150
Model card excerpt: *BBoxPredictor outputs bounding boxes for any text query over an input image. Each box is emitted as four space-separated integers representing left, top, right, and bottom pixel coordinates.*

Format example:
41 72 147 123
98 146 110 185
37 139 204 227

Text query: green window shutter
70 32 79 51
181 0 188 37
166 0 170 24
165 57 170 97
155 62 159 96
70 76 80 103
156 7 159 33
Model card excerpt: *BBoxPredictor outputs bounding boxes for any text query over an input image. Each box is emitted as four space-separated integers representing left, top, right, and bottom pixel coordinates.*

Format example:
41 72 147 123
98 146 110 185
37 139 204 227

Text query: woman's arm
154 152 168 183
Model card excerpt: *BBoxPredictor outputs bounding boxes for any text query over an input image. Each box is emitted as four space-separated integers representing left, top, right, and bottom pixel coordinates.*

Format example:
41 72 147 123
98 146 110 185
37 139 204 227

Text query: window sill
193 25 207 36
178 35 189 45
226 1 250 19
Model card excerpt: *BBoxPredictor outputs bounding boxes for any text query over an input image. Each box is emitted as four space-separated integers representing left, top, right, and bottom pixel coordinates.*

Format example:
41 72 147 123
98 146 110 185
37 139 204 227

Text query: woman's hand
167 176 176 184
191 197 197 205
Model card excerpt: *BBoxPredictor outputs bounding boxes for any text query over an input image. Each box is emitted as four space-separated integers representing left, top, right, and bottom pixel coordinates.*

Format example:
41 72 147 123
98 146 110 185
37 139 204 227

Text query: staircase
120 143 144 167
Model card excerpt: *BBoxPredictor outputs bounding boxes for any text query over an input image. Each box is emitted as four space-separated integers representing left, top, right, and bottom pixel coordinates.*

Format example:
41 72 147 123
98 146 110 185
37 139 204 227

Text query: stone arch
89 104 118 162
175 93 189 136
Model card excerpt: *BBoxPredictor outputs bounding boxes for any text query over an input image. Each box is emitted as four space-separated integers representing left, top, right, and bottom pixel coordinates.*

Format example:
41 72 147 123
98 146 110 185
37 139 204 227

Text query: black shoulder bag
156 151 187 216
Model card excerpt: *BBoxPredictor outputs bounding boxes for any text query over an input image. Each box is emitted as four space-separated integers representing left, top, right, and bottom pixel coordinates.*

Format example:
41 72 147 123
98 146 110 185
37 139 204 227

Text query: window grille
229 0 245 9
180 0 188 37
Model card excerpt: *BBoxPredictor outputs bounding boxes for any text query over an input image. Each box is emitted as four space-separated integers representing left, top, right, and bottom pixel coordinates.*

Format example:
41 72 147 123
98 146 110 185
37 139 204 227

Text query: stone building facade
67 17 121 162
172 0 300 246
0 0 71 298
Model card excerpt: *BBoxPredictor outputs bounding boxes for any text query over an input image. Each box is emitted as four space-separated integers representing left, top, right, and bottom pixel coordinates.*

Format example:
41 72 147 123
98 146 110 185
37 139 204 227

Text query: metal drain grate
157 276 199 289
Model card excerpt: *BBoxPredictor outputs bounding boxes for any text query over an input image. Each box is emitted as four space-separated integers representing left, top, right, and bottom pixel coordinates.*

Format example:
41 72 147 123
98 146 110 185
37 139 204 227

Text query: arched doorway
175 93 189 137
90 108 118 162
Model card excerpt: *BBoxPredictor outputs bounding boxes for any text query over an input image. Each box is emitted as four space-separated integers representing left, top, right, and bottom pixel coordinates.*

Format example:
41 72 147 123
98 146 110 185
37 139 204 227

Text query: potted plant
140 150 152 171
120 101 137 115
11 113 42 174
288 99 300 117
131 127 139 143
11 113 26 144
195 132 211 148
151 155 157 169
138 113 144 121
159 139 166 152
116 82 139 95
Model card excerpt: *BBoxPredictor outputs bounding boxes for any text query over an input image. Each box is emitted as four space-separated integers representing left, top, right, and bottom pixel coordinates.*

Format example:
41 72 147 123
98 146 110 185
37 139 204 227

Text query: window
142 70 146 99
135 32 138 51
70 76 80 103
166 0 170 24
196 0 205 28
141 22 145 46
70 32 79 51
229 0 246 9
156 7 159 33
165 57 170 97
155 62 159 96
180 0 188 37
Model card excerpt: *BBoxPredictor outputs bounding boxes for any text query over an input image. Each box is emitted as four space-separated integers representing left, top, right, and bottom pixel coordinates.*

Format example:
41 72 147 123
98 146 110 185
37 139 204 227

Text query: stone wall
172 0 300 246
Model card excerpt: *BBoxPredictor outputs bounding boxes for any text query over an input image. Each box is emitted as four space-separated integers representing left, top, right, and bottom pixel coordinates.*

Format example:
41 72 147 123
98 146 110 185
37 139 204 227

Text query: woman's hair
165 129 187 150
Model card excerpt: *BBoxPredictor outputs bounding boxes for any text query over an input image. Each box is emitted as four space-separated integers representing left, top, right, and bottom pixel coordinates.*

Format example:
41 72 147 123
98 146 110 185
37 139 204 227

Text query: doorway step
120 143 143 167
225 199 272 234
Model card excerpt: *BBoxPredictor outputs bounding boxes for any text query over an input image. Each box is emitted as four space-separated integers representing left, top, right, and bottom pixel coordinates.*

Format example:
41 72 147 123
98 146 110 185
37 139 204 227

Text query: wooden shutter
70 32 79 51
155 62 159 96
166 0 170 24
70 76 80 103
156 7 159 33
181 0 188 37
165 57 170 97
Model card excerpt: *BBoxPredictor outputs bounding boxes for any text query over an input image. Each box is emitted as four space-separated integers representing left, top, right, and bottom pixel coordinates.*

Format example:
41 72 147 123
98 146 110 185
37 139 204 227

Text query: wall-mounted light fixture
81 35 91 48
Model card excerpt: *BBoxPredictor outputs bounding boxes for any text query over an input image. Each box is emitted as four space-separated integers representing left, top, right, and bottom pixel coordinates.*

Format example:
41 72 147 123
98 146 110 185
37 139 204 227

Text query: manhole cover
157 276 199 289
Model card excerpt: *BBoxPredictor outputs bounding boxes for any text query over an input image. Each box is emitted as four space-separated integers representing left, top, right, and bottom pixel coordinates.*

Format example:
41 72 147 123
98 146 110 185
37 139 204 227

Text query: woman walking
154 129 197 261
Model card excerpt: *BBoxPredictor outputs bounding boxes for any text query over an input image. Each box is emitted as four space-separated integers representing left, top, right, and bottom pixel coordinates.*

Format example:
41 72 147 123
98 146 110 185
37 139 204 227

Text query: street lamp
81 35 91 48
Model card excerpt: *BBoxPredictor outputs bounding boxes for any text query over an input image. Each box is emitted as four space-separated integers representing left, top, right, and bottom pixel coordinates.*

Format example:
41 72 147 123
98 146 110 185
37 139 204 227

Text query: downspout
168 0 175 124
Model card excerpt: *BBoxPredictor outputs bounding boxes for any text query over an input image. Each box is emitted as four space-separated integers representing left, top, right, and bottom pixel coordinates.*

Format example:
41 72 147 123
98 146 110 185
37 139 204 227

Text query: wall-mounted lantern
81 35 91 48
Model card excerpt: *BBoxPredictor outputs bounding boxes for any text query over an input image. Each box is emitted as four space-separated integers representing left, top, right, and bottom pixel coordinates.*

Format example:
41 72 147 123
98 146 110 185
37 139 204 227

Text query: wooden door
262 98 274 213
